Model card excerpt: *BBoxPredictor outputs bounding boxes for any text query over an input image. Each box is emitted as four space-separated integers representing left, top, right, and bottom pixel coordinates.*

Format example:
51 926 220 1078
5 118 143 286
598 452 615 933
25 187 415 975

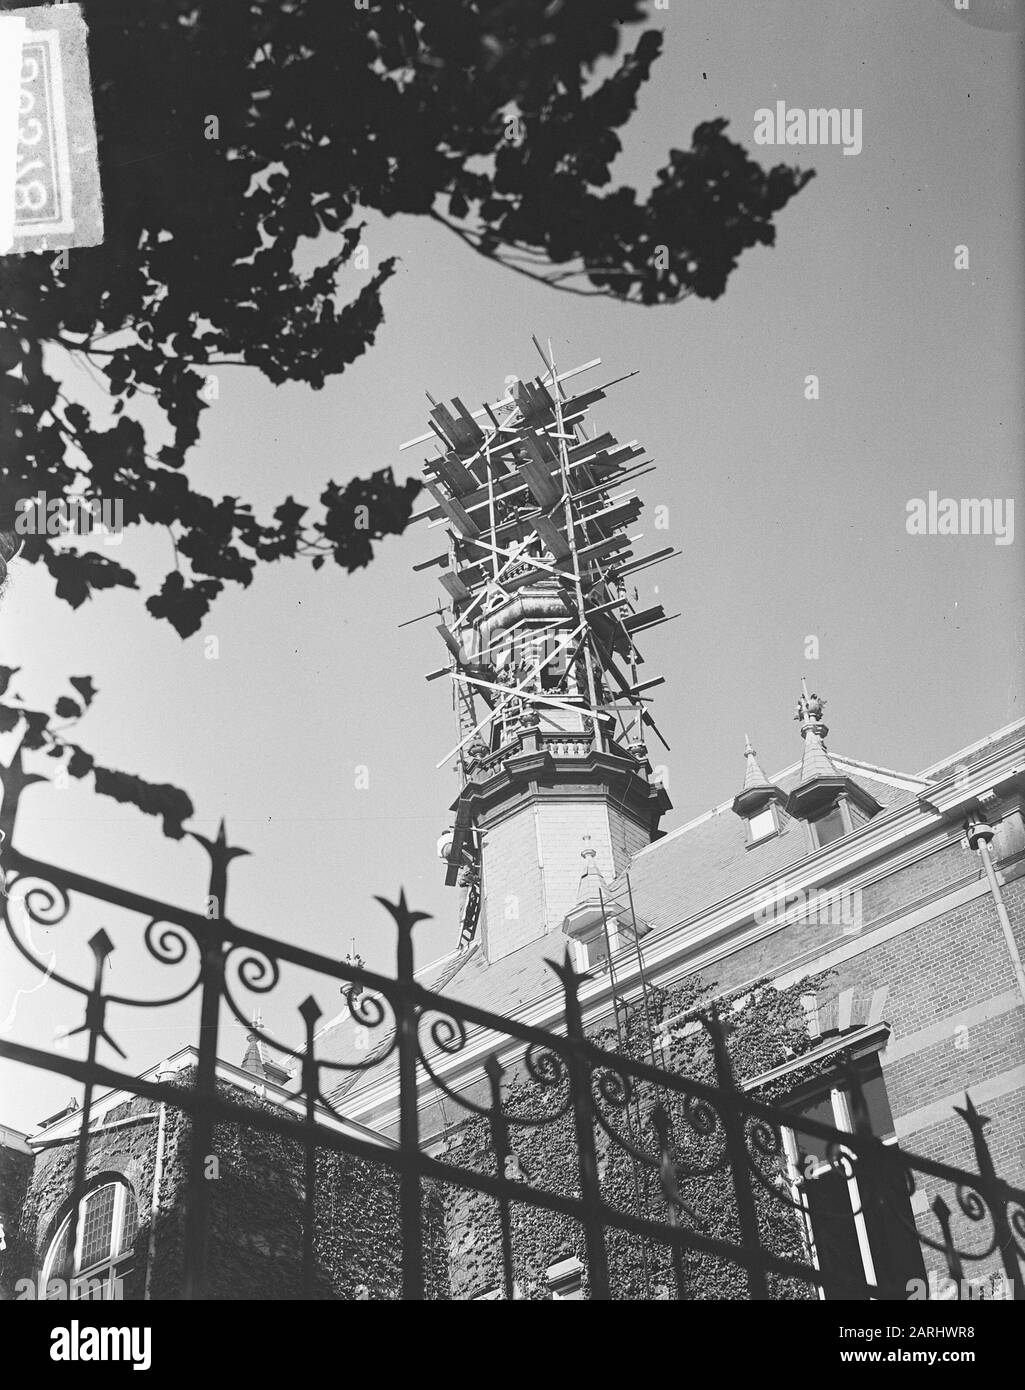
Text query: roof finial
795 679 829 741
580 833 597 860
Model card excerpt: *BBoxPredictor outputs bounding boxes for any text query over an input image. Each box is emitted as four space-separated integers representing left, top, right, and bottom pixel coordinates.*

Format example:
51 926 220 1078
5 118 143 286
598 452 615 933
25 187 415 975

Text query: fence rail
2 815 1023 1301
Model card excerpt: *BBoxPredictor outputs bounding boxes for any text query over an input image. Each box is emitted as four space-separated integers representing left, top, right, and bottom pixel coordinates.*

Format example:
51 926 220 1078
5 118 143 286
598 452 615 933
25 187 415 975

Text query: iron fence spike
298 995 322 1027
89 927 114 960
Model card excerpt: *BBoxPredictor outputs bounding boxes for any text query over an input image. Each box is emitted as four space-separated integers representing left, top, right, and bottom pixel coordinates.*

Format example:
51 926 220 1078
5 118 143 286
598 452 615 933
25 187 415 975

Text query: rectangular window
784 1061 925 1299
811 803 847 848
585 934 609 969
747 806 777 844
573 933 612 973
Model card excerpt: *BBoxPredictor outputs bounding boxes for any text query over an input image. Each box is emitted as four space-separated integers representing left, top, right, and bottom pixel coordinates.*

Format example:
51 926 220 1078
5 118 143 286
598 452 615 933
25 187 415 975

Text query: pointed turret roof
794 680 841 782
788 682 881 820
562 837 613 942
240 1013 292 1087
732 734 786 817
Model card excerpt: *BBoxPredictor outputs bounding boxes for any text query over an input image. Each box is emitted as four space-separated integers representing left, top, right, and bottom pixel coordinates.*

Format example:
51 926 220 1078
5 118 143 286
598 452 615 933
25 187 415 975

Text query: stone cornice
452 746 668 828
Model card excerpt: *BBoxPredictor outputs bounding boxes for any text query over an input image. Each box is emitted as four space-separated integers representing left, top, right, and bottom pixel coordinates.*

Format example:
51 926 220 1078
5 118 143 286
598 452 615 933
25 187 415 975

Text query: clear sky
1 0 1022 1133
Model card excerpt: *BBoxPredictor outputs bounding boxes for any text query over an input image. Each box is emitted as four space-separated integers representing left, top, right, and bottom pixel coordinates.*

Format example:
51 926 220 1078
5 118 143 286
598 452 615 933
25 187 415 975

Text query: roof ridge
830 755 932 791
917 717 1025 777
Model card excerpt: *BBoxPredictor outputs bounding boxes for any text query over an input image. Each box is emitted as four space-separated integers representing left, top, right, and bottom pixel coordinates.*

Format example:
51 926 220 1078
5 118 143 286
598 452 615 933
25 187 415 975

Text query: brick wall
658 829 1025 1291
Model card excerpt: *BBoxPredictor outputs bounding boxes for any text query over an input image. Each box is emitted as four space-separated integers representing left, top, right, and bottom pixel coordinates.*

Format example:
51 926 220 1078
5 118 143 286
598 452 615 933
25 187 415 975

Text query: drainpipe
143 1093 169 1301
965 812 1025 1010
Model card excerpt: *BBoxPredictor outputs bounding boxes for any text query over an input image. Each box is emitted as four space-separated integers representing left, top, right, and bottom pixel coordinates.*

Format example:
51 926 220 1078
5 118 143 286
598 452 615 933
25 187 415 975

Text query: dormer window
574 931 610 974
732 736 786 846
746 805 778 845
810 802 848 849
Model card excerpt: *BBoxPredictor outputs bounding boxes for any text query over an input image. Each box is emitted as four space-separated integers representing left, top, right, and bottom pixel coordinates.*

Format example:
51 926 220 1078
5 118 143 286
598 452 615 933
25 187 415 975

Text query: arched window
41 1179 139 1300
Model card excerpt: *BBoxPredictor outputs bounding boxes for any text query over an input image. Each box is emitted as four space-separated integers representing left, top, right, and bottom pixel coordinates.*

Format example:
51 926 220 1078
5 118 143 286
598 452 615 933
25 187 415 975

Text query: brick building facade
308 696 1025 1298
2 699 1023 1299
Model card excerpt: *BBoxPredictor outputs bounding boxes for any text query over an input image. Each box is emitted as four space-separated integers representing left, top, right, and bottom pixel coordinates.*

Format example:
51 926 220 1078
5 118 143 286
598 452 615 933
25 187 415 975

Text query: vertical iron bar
557 956 611 1299
484 1054 516 1301
705 1006 770 1300
183 821 248 1300
62 930 113 1294
599 888 652 1298
932 1196 965 1296
182 928 224 1299
624 873 666 1287
299 997 323 1299
651 1104 689 1300
625 874 663 1089
388 893 426 1300
955 1094 1025 1300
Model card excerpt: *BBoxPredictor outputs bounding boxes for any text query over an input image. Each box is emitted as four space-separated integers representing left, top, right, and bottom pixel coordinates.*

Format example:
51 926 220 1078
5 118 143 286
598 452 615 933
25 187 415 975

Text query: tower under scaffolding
400 339 678 951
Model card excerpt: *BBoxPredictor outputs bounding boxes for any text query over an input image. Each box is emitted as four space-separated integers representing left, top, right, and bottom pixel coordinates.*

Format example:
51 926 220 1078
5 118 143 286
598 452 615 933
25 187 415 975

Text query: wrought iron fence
1 809 1023 1301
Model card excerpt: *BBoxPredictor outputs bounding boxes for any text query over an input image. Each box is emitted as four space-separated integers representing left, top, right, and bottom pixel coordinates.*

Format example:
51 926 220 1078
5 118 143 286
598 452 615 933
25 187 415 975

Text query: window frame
571 925 615 974
779 1062 923 1301
808 797 852 850
41 1179 138 1301
745 803 779 846
781 1084 881 1298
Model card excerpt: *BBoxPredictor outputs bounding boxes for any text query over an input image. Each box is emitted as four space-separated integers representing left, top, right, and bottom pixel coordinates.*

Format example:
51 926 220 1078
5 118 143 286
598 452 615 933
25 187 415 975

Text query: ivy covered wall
4 1071 449 1301
441 969 836 1300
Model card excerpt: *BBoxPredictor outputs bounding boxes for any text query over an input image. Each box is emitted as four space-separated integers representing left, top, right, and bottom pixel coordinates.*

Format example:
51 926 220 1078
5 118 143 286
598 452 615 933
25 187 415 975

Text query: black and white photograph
0 0 1022 1354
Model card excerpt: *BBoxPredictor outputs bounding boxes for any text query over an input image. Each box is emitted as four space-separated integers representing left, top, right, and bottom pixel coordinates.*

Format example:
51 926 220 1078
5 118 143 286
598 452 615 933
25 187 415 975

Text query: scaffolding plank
436 623 466 660
451 397 486 447
623 604 665 632
577 534 633 565
520 454 562 509
412 552 448 572
426 482 481 539
431 451 477 495
614 547 680 578
534 514 571 560
628 676 666 695
628 612 680 635
439 571 472 603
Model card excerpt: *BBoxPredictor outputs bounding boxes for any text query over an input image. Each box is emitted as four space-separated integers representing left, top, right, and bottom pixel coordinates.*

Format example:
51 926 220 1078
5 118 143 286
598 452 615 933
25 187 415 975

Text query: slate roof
315 718 1025 1109
797 730 842 784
